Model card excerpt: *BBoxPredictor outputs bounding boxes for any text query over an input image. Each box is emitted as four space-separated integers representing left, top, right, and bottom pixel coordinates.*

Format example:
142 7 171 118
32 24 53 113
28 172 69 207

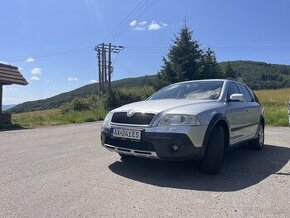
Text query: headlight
102 112 113 128
158 114 201 126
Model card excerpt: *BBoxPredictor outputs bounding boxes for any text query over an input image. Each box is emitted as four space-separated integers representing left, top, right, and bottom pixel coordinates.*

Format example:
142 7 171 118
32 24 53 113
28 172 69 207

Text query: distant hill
220 61 290 89
2 105 16 111
9 61 290 113
9 75 156 113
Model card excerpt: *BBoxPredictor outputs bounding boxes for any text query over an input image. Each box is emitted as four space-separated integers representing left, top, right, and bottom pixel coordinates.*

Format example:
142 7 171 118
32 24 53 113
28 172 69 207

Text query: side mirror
229 93 244 102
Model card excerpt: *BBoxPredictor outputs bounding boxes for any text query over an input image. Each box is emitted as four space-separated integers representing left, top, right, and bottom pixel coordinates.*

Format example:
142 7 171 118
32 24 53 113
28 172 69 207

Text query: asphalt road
0 122 289 217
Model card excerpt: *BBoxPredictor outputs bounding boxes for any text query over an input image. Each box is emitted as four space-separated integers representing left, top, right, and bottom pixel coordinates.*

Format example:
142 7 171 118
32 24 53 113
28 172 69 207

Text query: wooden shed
0 63 28 124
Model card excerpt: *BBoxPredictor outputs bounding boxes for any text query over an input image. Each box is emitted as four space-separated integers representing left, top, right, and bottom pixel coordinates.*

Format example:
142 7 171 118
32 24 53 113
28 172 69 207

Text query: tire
201 125 225 174
249 123 264 150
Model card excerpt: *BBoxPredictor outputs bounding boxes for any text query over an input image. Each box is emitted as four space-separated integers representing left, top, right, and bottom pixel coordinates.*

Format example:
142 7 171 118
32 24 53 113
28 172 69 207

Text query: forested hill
9 75 156 113
9 61 290 113
220 61 290 89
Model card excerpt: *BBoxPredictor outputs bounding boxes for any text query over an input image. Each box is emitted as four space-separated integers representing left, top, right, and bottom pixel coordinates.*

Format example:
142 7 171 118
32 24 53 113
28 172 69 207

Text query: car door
225 82 249 145
237 83 260 138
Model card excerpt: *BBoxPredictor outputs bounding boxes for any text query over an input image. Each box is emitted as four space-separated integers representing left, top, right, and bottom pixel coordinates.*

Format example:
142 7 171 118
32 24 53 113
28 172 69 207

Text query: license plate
112 128 141 140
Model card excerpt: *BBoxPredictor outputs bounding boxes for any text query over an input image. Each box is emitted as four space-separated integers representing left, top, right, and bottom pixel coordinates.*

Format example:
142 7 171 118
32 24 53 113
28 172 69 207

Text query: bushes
60 86 155 112
61 98 92 113
61 96 106 113
59 86 155 115
107 86 155 108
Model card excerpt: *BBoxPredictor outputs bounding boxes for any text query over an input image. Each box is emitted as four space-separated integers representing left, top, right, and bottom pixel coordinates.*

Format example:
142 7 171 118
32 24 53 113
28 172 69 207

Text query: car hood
112 99 220 114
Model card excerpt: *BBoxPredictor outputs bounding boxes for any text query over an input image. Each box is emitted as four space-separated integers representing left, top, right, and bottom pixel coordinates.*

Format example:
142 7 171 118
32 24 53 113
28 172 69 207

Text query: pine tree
224 62 237 78
200 48 223 79
156 27 203 88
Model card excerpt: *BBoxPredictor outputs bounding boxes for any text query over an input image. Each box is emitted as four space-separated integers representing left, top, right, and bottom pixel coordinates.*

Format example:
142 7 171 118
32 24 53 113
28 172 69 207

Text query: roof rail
226 77 238 81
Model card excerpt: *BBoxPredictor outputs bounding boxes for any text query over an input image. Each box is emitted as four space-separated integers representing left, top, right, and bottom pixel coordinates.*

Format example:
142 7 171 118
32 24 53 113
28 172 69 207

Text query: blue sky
1 0 290 104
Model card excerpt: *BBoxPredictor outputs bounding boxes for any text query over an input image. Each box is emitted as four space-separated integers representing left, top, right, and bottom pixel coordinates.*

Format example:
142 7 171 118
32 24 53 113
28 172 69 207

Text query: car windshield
149 81 224 100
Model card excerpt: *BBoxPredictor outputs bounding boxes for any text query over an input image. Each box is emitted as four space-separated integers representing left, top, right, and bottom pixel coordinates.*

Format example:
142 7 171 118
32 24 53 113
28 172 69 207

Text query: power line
2 46 93 63
4 44 290 63
108 0 154 42
110 0 159 42
111 0 159 42
106 0 149 41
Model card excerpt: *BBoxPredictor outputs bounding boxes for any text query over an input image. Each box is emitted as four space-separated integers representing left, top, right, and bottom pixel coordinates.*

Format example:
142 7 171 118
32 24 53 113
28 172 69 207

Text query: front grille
111 112 155 125
105 137 155 151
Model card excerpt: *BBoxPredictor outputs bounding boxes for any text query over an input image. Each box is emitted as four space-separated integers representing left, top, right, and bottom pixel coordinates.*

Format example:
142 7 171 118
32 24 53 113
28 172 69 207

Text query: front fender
202 113 230 153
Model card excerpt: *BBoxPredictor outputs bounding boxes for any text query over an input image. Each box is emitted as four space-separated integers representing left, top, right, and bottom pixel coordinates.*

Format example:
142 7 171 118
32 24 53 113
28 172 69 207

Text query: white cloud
134 26 146 31
18 67 24 71
89 79 97 84
132 20 147 31
68 77 78 81
31 67 42 75
130 20 168 31
30 76 40 81
26 57 35 63
129 20 137 27
148 23 160 30
139 21 147 25
147 21 168 31
0 61 10 65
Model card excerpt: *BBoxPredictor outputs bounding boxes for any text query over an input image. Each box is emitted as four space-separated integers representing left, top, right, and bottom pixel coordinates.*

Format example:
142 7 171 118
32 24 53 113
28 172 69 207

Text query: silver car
101 79 265 173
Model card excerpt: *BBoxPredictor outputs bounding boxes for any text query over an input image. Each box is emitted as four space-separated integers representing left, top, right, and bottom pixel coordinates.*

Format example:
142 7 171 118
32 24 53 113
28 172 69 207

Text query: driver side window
227 82 241 99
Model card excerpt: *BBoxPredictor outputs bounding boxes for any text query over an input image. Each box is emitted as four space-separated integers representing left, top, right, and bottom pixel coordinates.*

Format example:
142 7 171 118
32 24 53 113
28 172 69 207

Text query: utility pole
95 43 124 95
97 49 101 93
108 43 112 92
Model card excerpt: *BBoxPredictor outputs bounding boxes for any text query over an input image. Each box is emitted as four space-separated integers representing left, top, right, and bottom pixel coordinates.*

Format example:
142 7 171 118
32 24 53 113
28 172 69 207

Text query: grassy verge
12 109 107 128
255 88 290 126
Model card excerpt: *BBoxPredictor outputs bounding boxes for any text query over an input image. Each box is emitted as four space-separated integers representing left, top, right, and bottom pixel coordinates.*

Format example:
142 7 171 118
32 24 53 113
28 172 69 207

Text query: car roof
171 79 250 90
173 79 240 84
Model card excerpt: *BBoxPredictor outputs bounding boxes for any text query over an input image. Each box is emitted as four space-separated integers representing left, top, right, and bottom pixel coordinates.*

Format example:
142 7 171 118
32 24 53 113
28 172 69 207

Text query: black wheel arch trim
259 115 265 127
202 113 230 155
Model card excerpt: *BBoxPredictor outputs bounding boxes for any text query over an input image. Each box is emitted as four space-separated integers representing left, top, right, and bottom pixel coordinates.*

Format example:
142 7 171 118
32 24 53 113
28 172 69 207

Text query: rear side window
237 84 254 102
227 82 241 99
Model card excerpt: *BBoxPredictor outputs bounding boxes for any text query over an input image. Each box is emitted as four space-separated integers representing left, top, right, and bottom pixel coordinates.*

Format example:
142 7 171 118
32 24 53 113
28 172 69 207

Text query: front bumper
101 125 207 161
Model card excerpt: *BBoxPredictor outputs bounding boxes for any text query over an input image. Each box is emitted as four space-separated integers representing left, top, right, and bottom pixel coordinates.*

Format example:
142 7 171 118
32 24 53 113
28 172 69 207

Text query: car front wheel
201 125 225 174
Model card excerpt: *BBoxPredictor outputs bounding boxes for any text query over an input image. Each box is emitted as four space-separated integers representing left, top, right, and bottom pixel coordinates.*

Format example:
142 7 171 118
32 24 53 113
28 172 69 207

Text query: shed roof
0 63 28 85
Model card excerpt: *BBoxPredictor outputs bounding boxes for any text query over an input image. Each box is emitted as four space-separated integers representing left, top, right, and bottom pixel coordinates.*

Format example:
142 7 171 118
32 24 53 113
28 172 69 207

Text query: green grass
255 88 290 126
10 88 290 128
12 109 107 128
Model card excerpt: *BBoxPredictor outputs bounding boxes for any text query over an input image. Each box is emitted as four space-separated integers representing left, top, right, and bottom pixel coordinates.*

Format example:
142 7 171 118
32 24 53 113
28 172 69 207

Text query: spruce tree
200 48 223 79
156 27 203 88
224 62 237 78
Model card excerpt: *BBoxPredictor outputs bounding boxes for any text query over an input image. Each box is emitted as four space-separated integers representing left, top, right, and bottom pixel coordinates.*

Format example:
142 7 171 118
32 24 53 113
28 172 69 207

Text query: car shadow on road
0 124 27 132
108 144 290 192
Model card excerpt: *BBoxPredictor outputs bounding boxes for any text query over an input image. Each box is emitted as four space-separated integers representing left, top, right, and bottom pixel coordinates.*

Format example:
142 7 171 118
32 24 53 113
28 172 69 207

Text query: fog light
172 145 179 151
